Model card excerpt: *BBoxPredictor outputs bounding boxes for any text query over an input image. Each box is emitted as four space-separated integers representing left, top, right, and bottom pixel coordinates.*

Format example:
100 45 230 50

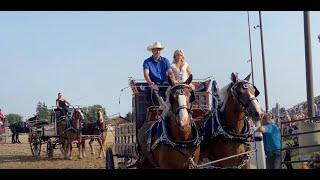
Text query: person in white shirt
170 49 194 89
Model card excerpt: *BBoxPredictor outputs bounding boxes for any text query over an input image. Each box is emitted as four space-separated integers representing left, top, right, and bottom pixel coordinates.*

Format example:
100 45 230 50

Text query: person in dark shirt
56 92 71 116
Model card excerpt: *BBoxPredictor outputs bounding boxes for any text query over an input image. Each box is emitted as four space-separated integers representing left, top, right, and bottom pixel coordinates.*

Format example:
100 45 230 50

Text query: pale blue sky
1 11 320 119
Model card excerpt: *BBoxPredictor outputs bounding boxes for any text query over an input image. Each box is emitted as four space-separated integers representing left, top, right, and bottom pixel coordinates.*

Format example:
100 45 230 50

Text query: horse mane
218 82 232 112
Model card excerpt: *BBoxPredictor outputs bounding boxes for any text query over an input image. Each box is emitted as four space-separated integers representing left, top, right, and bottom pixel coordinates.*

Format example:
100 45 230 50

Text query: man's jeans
266 150 282 169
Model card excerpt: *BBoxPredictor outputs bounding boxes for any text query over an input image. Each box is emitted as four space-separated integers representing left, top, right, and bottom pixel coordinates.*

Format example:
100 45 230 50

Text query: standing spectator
256 113 282 169
0 108 4 126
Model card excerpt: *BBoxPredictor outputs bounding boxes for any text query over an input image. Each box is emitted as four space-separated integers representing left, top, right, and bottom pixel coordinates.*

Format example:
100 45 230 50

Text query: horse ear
231 72 237 83
184 74 193 85
244 73 251 82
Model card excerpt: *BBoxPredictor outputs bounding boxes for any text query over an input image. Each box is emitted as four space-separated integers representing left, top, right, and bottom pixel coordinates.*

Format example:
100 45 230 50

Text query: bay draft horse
199 72 264 169
136 74 202 169
57 107 84 160
80 111 107 159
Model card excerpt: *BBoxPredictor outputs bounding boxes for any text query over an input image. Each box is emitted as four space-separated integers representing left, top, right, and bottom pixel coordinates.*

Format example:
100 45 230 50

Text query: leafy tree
82 105 107 123
6 114 23 125
36 101 51 120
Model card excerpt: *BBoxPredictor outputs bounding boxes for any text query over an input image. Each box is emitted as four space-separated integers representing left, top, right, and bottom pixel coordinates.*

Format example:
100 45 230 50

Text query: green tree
36 101 51 120
6 114 23 124
82 105 107 123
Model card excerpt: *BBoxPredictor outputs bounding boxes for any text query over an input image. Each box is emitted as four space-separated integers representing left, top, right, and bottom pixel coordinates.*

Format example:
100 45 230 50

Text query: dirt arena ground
0 131 118 169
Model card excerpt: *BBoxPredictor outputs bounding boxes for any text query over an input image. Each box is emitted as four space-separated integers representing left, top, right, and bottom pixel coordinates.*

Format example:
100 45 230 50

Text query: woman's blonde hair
173 49 185 64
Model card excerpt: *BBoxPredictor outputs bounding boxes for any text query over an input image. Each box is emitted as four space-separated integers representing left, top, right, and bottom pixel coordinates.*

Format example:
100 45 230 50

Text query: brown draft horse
80 112 107 159
136 75 202 169
199 73 264 169
57 107 84 160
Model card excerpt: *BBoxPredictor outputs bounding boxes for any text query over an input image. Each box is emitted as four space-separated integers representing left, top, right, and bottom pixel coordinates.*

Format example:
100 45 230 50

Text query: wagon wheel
106 147 115 169
47 139 54 158
29 132 41 157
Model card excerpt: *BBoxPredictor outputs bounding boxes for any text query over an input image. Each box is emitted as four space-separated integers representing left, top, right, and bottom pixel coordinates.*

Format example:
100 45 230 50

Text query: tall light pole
304 11 315 118
247 11 255 86
258 11 269 112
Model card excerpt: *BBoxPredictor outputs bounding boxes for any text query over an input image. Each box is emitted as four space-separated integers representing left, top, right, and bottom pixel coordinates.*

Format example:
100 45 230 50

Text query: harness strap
147 117 202 152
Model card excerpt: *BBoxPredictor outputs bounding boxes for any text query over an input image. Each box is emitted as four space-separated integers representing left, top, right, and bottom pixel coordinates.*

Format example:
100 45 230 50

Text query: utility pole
259 11 269 112
303 11 315 118
247 11 255 86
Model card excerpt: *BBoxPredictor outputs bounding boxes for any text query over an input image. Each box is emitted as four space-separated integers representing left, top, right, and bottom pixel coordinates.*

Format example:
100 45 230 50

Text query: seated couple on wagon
143 42 194 113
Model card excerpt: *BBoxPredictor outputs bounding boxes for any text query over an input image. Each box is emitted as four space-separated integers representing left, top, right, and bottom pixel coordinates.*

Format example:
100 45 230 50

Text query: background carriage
28 105 107 160
106 77 214 169
27 107 63 158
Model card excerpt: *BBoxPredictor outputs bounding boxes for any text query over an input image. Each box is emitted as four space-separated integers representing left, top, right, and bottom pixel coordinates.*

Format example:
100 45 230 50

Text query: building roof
107 116 131 126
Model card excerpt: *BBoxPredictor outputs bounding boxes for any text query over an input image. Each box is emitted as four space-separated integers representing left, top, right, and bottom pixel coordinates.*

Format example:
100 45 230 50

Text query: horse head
71 107 84 129
97 110 105 129
220 72 264 122
167 74 195 129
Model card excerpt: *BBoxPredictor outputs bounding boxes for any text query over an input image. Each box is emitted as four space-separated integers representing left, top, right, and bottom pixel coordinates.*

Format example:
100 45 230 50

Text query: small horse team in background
56 107 107 160
80 109 107 159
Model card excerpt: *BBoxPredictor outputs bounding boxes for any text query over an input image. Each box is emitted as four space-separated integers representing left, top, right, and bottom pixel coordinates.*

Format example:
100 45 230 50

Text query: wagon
27 106 73 158
106 77 214 169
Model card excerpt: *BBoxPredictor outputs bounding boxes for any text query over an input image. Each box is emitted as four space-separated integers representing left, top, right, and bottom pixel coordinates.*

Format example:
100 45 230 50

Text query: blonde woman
170 49 194 89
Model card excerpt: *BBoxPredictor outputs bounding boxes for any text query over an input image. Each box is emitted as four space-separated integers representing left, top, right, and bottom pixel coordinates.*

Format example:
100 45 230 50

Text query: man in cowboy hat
143 41 175 107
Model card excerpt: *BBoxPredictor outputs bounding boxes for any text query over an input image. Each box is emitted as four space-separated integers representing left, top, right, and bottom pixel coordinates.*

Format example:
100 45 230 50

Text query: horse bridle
230 80 259 115
169 84 195 115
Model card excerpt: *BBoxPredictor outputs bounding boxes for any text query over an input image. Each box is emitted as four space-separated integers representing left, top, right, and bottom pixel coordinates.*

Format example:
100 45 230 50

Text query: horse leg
97 138 105 158
89 139 95 155
64 139 69 159
82 138 86 158
60 139 65 155
12 134 15 144
17 133 21 143
79 140 83 159
69 141 73 160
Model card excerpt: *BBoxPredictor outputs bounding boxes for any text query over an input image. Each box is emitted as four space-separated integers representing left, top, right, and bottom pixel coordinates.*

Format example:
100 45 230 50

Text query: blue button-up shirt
143 56 171 84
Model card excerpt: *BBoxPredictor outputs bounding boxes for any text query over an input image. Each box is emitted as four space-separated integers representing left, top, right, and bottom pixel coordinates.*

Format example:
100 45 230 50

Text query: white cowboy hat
147 41 165 51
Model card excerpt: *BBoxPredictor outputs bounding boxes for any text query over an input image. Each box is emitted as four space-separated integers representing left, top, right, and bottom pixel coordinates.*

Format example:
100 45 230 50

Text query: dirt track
0 132 117 169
